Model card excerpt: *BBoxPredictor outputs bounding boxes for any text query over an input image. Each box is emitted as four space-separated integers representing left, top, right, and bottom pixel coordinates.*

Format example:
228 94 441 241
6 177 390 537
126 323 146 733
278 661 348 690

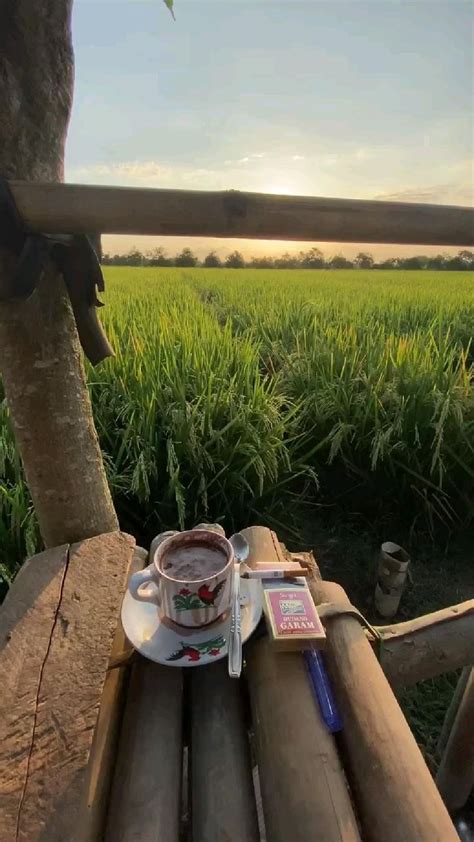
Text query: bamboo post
312 579 458 842
436 667 474 811
437 666 472 754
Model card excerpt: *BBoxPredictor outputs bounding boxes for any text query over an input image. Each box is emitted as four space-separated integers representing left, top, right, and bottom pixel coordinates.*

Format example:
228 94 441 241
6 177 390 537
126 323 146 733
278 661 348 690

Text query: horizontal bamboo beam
9 180 474 246
375 600 474 689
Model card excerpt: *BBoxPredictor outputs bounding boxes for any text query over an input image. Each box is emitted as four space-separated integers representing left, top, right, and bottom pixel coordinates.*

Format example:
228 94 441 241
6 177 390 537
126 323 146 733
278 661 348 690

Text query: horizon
68 0 473 259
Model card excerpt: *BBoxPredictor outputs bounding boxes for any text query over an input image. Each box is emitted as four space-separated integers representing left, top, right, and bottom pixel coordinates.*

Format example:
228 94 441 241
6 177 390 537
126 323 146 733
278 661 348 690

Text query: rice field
1 267 473 587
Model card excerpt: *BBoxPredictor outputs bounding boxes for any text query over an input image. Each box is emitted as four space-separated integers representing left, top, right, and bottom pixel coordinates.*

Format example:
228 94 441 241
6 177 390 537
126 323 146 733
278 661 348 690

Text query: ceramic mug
129 529 234 628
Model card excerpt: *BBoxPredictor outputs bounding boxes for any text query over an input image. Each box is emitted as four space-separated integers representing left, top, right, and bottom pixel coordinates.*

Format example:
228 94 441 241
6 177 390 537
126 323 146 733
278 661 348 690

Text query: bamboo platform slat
9 180 474 246
105 661 183 842
315 579 458 842
242 526 362 842
0 531 135 842
190 660 260 842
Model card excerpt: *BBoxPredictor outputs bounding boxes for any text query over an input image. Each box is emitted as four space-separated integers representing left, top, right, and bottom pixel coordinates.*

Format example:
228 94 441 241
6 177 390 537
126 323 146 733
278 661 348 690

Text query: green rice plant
0 265 472 581
0 391 40 595
92 272 315 539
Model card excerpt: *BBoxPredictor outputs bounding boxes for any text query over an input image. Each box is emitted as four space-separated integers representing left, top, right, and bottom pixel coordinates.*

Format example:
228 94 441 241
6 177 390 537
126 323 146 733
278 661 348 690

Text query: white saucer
121 578 263 667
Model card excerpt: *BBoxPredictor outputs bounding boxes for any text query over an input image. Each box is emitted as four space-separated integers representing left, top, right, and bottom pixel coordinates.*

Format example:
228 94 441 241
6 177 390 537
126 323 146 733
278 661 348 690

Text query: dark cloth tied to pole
0 178 114 365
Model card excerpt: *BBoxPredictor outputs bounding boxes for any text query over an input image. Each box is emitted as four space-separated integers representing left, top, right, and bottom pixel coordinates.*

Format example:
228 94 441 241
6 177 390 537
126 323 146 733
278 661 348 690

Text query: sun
260 181 301 196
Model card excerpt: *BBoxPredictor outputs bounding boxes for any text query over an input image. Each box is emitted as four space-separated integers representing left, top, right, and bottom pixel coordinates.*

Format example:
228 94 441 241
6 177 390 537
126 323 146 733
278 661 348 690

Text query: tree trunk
0 0 118 546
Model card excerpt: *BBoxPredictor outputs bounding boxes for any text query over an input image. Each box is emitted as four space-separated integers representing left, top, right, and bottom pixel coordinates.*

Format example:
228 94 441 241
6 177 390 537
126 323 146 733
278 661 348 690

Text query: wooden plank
242 526 361 842
376 600 474 689
191 660 260 842
0 545 69 842
79 546 148 842
314 579 458 842
105 660 183 842
436 667 474 811
10 180 474 246
0 531 135 842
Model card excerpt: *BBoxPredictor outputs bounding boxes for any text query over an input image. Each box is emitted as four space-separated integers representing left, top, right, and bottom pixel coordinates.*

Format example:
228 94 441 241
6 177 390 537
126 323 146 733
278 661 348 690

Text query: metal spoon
229 533 250 564
228 534 250 678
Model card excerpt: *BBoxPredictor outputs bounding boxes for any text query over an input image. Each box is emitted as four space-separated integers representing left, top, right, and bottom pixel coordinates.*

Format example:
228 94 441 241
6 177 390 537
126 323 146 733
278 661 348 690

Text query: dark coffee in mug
161 543 227 582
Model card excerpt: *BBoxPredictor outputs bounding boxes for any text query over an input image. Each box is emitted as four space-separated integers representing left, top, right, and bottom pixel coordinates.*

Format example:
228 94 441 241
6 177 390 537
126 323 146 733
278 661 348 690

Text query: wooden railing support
374 600 474 689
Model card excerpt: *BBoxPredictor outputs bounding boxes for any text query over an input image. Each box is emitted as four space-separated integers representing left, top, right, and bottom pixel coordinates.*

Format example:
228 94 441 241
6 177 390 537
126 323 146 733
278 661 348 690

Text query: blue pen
304 648 343 733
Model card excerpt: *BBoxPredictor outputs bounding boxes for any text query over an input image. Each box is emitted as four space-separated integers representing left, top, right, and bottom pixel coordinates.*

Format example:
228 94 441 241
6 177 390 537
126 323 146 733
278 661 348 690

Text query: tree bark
0 0 118 546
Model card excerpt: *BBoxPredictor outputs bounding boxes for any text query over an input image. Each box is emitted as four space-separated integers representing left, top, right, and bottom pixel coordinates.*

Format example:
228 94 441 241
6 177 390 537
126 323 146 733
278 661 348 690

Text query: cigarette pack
262 578 326 651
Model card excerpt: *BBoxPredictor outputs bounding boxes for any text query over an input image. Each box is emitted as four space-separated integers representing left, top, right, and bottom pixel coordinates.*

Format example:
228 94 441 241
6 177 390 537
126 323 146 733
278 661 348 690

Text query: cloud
291 155 305 161
374 182 473 206
68 159 221 189
225 153 265 165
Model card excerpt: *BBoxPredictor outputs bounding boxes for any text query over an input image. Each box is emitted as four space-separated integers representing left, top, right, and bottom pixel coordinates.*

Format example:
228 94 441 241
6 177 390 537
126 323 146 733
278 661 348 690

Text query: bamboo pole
375 600 474 689
437 666 472 755
242 527 362 842
190 661 260 842
105 661 183 842
436 667 474 811
9 180 474 246
311 579 458 842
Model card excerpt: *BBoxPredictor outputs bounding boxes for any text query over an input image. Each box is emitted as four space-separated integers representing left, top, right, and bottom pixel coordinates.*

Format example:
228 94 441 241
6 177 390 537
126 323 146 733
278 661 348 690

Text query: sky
68 0 473 259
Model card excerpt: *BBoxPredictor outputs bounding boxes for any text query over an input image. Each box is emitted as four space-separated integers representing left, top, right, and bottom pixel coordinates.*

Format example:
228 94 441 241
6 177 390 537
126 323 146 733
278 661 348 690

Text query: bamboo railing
9 180 474 245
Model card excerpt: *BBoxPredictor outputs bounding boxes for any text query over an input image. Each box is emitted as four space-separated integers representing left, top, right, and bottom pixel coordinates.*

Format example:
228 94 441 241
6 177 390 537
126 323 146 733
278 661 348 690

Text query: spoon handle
228 564 242 678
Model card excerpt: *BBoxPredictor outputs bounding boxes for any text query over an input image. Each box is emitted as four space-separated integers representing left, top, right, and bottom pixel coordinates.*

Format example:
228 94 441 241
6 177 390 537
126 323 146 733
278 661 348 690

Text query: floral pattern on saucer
167 634 226 662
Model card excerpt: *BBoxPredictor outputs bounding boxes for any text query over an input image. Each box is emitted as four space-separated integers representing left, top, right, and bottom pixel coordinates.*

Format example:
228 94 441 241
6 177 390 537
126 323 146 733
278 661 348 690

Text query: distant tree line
102 246 474 271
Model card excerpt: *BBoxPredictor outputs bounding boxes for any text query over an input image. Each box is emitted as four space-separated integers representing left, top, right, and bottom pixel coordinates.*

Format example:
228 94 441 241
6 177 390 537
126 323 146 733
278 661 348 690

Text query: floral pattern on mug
166 634 226 662
173 580 225 611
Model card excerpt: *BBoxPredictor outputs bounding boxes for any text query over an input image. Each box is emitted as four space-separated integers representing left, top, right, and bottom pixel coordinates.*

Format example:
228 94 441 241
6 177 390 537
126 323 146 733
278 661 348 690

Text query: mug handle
129 564 161 604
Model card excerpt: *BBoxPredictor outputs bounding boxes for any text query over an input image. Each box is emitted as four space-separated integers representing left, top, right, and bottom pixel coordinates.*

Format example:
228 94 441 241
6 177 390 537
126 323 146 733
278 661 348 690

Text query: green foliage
225 251 245 269
162 0 175 21
0 267 472 587
0 391 40 598
203 252 222 268
174 247 198 267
